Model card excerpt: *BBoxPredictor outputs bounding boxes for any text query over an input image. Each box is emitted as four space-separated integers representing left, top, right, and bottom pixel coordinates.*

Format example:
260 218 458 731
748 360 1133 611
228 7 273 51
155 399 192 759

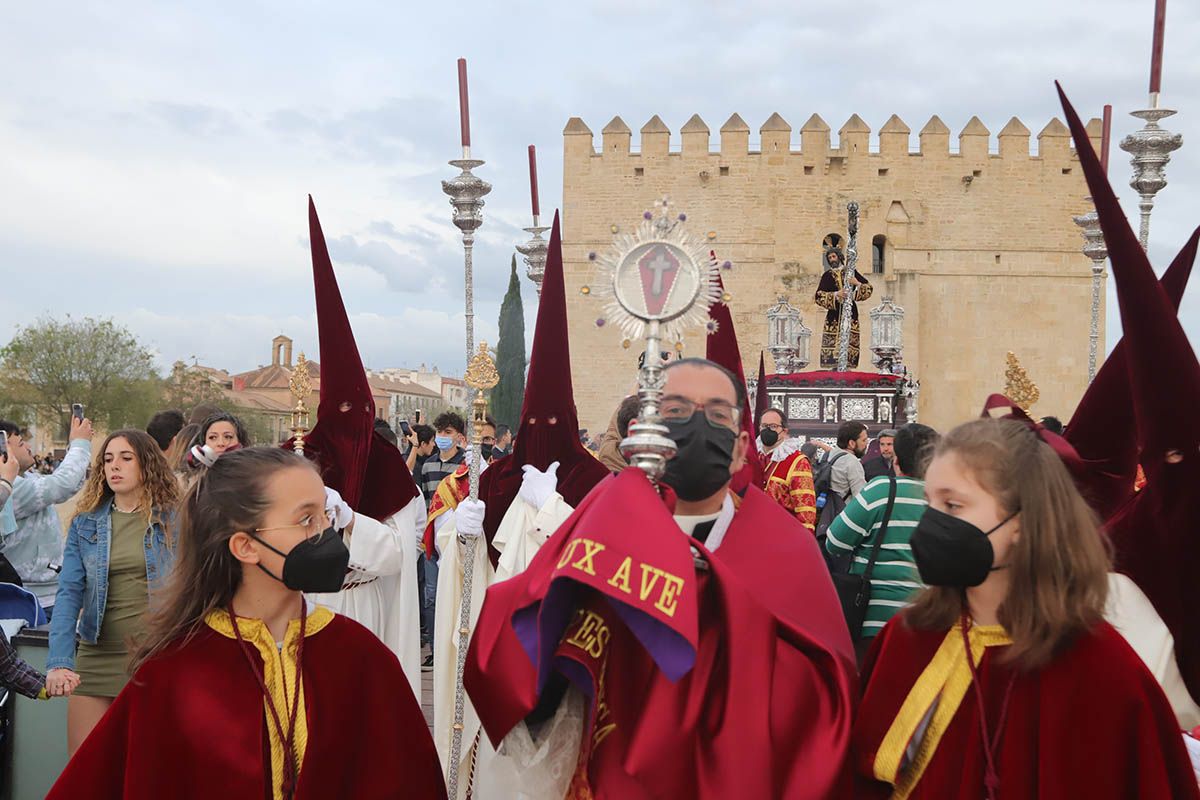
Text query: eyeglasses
255 514 327 544
660 395 741 430
761 423 785 433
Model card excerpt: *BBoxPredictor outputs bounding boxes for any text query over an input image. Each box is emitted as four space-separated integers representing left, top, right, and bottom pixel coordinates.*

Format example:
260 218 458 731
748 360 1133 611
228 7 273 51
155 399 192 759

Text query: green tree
490 256 527 428
0 316 162 433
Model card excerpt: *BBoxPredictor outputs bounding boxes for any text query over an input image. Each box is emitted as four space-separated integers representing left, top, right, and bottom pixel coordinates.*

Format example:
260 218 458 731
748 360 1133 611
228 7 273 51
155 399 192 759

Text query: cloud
0 0 1196 382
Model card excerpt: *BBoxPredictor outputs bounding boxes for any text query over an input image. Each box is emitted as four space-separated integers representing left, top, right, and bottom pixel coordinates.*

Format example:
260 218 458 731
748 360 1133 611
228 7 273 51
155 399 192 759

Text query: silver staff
836 201 860 372
440 154 492 800
1072 208 1108 382
1119 105 1182 252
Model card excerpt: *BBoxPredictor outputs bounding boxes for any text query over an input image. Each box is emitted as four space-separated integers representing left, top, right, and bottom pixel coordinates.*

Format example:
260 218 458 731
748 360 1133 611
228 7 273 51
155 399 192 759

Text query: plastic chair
0 584 46 628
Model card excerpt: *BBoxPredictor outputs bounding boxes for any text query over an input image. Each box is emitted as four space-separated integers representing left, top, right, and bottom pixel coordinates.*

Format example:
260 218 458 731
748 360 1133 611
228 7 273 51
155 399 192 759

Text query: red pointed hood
479 211 610 544
705 271 764 491
753 352 768 432
1058 83 1200 705
1066 232 1197 519
290 196 417 518
1057 83 1200 475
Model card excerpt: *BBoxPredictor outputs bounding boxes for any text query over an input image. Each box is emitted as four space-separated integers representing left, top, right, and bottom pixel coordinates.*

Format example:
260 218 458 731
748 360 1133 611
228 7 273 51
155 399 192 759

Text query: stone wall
561 112 1104 433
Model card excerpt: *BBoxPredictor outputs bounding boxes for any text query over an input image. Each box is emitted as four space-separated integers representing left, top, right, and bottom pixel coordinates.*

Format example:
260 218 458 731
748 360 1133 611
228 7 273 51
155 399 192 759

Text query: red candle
1101 104 1112 175
1149 0 1167 96
528 145 540 218
457 58 471 148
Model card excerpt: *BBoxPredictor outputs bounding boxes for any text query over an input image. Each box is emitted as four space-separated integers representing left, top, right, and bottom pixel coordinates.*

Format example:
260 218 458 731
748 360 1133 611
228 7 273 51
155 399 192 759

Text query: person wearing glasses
46 447 445 800
755 407 817 532
652 358 848 636
462 356 856 798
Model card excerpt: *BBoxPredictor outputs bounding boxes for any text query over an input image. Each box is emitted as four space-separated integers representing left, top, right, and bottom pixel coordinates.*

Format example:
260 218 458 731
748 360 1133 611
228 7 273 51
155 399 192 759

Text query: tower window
872 236 886 274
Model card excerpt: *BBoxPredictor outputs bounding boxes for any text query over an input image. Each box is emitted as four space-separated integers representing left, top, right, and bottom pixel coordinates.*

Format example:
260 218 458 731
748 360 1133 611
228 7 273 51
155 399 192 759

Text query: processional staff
440 57 495 800
836 201 860 372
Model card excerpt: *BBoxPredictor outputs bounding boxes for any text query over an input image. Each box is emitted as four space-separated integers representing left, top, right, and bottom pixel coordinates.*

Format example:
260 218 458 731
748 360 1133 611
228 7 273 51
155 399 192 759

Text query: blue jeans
422 555 439 654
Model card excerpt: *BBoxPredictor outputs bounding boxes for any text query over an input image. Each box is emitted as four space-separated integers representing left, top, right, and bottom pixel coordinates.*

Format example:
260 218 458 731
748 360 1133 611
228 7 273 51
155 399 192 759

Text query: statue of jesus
814 247 873 370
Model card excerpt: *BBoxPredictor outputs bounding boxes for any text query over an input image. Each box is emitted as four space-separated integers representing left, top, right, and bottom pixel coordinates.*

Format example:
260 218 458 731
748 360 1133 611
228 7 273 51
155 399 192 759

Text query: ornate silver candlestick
1119 107 1182 250
440 155 491 800
515 221 550 295
1072 206 1108 383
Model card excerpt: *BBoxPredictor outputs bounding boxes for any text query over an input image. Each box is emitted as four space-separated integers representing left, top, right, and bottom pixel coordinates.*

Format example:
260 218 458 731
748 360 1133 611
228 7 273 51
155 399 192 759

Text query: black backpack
814 451 850 560
812 450 849 503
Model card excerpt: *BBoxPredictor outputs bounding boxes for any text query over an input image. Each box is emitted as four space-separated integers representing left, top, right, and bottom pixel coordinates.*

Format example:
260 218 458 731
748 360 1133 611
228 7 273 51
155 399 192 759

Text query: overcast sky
1 0 1197 377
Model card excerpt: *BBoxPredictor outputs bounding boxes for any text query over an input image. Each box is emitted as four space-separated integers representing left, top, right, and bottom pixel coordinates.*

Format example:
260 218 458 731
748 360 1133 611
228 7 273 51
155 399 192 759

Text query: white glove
324 486 354 531
456 498 486 539
519 461 560 511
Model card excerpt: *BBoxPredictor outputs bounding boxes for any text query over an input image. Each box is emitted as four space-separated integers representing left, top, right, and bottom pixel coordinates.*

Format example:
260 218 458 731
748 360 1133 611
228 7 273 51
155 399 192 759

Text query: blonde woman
46 429 178 755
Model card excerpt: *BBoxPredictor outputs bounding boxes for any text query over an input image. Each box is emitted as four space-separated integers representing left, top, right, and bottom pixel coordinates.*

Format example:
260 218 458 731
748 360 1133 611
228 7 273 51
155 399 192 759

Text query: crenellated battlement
563 112 1104 162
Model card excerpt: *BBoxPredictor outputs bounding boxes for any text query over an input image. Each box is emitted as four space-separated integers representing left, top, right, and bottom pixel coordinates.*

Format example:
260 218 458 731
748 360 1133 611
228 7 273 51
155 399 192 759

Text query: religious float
749 202 918 445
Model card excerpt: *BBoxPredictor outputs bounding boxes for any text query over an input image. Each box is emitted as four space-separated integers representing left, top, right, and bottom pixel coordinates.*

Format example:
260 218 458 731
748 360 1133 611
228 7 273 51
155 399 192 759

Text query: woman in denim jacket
46 429 178 755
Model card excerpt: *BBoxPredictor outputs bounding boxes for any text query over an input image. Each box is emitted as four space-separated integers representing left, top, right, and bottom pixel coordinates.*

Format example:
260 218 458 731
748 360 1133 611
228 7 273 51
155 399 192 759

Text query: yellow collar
205 605 335 800
873 621 1013 799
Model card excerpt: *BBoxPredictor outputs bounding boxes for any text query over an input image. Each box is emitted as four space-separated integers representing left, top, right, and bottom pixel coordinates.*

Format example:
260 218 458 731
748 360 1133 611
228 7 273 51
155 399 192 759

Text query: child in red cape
47 447 445 800
851 417 1198 799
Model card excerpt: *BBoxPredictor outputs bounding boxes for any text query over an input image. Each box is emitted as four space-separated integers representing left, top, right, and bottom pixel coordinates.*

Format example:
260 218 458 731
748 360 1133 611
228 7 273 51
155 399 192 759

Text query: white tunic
434 490 575 799
307 493 424 701
1105 571 1200 730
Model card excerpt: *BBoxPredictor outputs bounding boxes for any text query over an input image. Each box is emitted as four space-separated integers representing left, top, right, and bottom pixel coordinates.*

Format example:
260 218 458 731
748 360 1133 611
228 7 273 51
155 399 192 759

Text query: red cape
1058 84 1200 704
465 469 856 798
48 615 445 800
852 616 1199 799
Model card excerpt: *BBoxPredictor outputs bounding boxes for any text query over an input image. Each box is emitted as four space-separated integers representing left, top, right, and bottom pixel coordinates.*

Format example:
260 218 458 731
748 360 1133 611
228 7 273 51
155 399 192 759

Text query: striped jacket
760 442 817 532
824 475 928 636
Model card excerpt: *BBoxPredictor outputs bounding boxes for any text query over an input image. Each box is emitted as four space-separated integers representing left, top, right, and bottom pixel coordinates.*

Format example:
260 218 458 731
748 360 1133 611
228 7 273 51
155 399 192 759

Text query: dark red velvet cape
47 615 445 800
1058 85 1200 704
852 616 1199 799
465 469 856 799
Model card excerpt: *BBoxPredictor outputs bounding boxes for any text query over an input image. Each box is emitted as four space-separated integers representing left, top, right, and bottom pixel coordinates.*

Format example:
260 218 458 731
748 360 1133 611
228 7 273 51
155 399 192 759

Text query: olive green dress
74 510 149 697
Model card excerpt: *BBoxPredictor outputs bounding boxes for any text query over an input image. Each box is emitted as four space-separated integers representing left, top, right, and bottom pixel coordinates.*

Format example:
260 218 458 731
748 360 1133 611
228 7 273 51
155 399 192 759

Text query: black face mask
661 412 737 502
252 527 350 593
480 443 495 461
759 428 780 448
910 508 1017 588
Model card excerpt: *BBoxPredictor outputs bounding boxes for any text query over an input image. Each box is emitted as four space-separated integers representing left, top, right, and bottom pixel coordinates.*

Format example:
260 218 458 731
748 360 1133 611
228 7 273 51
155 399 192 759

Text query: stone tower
560 111 1105 432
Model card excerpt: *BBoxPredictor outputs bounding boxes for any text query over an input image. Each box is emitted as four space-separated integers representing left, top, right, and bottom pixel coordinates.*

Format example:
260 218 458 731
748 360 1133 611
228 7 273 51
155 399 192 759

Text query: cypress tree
491 256 527 428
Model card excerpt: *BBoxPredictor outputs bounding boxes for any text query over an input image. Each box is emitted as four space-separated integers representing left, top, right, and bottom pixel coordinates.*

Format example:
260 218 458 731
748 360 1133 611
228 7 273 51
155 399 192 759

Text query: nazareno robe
465 468 857 799
851 614 1200 799
47 613 446 800
815 268 873 370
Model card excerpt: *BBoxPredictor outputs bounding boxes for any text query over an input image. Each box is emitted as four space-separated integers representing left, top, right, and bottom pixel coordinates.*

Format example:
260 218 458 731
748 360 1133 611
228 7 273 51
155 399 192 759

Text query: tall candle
457 58 471 150
528 145 540 219
1149 0 1167 99
1101 104 1112 175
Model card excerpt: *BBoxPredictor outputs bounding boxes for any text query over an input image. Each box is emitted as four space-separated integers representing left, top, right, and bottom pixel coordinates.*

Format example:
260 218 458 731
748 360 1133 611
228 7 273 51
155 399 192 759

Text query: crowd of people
0 112 1195 798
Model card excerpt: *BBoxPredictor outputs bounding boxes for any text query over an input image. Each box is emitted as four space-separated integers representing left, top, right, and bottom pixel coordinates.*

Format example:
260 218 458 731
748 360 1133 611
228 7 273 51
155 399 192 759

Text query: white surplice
308 493 424 701
1105 571 1200 729
434 489 576 799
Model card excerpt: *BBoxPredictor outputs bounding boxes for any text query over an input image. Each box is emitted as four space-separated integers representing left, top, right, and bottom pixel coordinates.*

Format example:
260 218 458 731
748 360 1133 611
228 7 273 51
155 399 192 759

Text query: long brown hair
129 447 315 674
905 417 1111 669
164 422 200 472
74 429 179 526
